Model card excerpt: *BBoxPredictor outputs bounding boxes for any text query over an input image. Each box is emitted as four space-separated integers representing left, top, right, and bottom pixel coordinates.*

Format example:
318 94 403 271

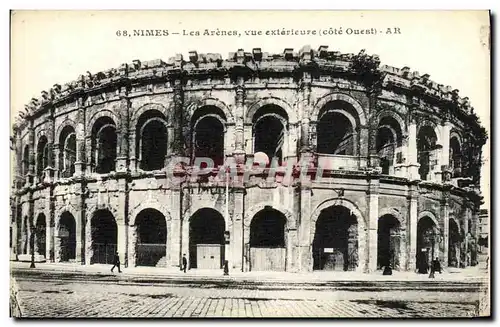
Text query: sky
10 10 491 209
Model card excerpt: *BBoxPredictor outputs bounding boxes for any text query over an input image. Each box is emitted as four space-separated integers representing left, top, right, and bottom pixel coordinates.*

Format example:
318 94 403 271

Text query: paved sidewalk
11 261 489 284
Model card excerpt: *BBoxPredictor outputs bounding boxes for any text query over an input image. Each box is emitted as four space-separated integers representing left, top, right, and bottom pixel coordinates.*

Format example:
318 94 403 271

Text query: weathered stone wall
11 46 486 273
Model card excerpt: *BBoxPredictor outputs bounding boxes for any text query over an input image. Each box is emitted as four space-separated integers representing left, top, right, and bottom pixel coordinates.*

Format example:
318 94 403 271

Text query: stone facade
10 45 487 273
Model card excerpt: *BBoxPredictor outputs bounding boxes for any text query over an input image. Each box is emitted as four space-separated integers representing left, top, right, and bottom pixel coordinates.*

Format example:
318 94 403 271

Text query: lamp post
30 217 35 268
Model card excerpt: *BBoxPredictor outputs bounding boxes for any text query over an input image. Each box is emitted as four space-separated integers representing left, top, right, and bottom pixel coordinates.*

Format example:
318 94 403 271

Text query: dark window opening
59 126 76 178
254 117 285 165
252 105 288 166
250 209 286 247
189 208 225 269
91 117 117 174
450 137 462 177
91 210 117 264
376 119 401 175
22 145 29 176
377 215 401 269
416 217 437 273
417 126 438 181
35 214 46 256
137 111 168 171
193 116 224 167
317 112 354 155
36 136 49 178
59 212 76 262
136 209 167 267
448 219 460 267
313 206 358 271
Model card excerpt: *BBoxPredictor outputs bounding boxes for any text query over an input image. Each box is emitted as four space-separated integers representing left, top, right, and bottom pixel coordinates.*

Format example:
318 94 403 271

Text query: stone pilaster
298 186 312 272
168 189 182 268
233 77 246 165
407 119 420 180
116 178 128 265
367 178 380 272
441 198 450 268
436 122 451 182
231 188 244 271
75 107 86 176
172 78 184 157
407 185 419 271
128 225 137 267
117 96 130 173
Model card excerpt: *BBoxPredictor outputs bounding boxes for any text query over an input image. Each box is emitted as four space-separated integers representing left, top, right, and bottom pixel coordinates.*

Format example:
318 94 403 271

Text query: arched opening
253 105 288 165
317 112 354 155
249 208 287 271
191 109 225 167
449 137 462 178
91 210 117 264
417 126 438 181
376 117 403 175
91 117 117 174
448 219 461 267
136 110 168 171
377 214 401 270
58 212 76 262
36 136 49 178
35 214 46 257
135 209 167 267
22 145 30 177
416 216 439 274
189 208 225 269
313 206 358 271
59 126 76 178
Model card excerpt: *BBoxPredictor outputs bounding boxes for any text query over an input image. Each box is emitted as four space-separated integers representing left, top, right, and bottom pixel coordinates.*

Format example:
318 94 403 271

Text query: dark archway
189 208 225 269
448 219 461 267
376 117 403 175
36 136 49 179
253 105 288 165
313 206 358 271
22 145 30 177
417 126 438 181
416 216 438 274
317 112 354 155
91 210 117 264
135 209 167 267
91 117 117 174
377 214 401 269
250 208 287 271
137 110 168 171
35 214 46 257
59 212 76 262
449 137 462 177
59 126 76 178
192 116 225 167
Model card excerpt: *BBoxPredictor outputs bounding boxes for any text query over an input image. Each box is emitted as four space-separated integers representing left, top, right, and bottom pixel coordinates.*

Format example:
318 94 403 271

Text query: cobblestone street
13 276 482 318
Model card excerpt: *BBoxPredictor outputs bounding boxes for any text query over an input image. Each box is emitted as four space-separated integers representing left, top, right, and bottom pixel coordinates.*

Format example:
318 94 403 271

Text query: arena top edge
13 45 485 136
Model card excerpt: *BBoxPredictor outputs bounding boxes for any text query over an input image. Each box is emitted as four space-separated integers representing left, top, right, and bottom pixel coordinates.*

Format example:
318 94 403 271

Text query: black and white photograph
8 10 491 319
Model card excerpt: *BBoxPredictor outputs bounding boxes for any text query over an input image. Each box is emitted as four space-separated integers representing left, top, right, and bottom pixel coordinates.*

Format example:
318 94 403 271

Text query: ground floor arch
448 218 461 267
35 213 46 257
91 209 117 264
312 205 358 271
377 214 402 270
189 208 225 269
135 209 167 267
249 207 288 271
58 212 76 262
416 216 440 274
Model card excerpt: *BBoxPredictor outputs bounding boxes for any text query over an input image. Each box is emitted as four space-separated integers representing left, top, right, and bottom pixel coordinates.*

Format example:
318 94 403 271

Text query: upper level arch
311 93 367 126
245 97 296 124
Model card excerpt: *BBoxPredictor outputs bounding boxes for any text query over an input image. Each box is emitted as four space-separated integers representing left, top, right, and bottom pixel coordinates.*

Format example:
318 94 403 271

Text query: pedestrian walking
182 254 187 273
223 260 229 276
111 252 122 273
